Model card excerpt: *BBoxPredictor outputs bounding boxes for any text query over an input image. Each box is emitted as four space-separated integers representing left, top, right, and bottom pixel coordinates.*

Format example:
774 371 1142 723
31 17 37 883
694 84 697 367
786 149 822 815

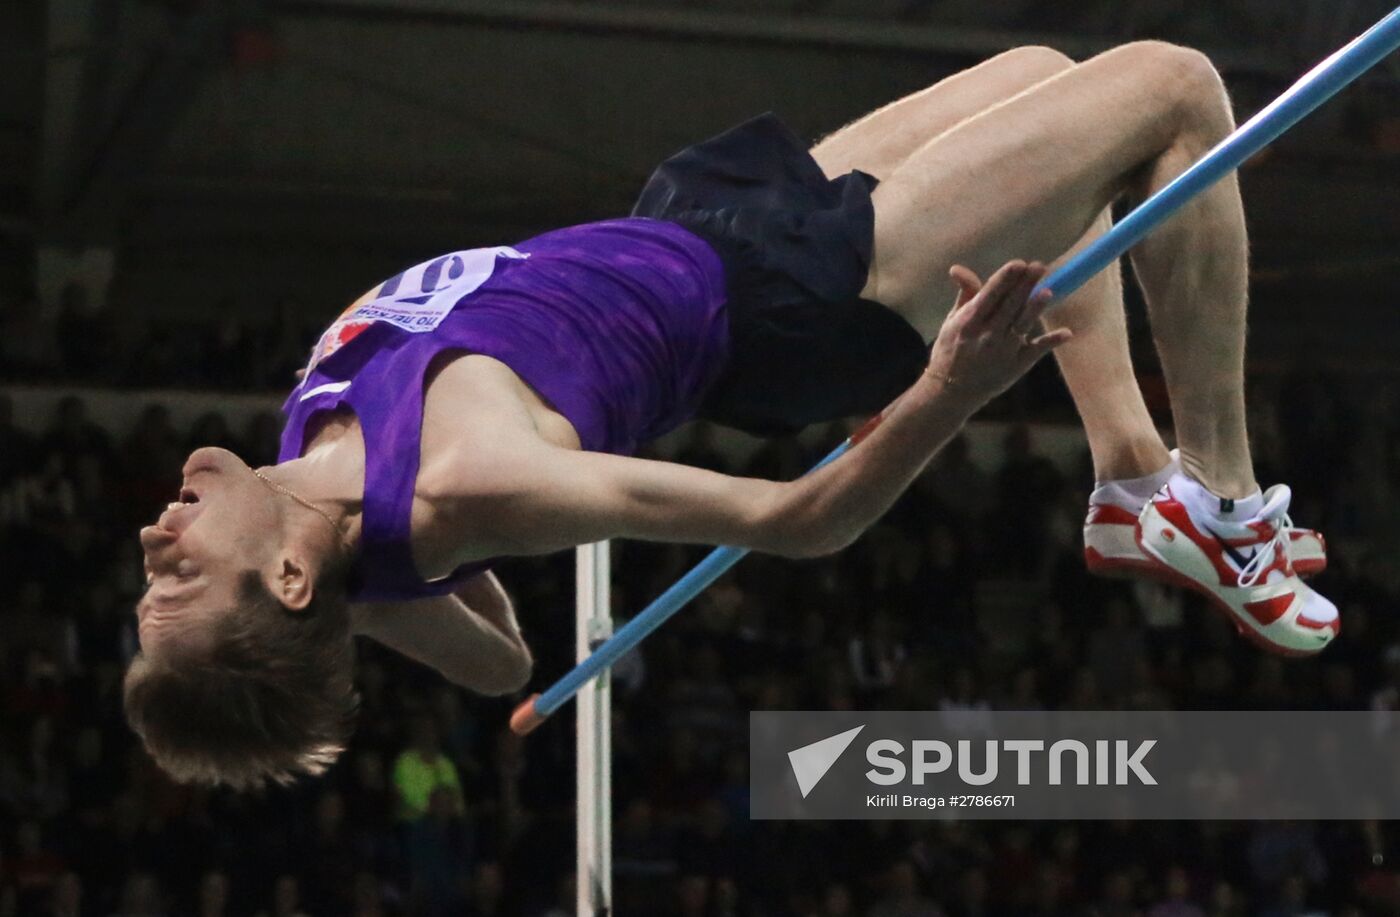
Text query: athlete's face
136 448 282 651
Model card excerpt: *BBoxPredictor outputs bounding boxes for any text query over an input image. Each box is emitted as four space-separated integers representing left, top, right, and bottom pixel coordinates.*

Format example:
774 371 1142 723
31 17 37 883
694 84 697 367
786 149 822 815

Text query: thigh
862 42 1217 315
810 45 1074 182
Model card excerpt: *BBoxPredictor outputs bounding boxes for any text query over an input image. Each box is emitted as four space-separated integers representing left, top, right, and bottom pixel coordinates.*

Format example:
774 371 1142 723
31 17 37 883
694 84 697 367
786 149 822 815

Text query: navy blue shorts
632 113 928 437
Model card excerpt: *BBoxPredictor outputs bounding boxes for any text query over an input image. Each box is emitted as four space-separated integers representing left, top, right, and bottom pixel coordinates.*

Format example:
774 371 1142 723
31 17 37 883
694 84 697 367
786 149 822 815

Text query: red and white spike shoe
1136 479 1338 657
1085 499 1168 580
1084 454 1326 581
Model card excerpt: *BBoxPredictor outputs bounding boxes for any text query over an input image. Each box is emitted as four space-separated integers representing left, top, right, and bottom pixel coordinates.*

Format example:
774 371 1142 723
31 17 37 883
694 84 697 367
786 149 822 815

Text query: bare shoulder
425 352 580 445
412 352 579 558
419 356 552 494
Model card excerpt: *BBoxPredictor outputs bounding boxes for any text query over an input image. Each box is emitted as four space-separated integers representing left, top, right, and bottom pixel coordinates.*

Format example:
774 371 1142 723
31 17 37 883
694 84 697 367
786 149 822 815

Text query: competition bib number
304 246 529 374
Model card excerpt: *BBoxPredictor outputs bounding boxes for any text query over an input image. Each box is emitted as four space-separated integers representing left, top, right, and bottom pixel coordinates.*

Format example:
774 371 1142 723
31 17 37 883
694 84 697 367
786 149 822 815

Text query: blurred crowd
5 353 1400 916
0 300 320 393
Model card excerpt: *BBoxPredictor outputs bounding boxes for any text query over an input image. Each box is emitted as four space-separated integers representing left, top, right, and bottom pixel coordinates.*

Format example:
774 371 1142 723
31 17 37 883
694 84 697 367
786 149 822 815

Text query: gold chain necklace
252 468 342 536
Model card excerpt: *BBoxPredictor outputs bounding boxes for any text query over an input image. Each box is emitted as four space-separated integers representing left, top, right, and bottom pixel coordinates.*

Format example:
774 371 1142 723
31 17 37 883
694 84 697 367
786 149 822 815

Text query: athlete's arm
351 572 532 695
477 261 1067 559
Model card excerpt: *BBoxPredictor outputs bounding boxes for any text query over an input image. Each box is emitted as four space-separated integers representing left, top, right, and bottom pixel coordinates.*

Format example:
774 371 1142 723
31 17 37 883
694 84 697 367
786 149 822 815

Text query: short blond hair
124 570 357 791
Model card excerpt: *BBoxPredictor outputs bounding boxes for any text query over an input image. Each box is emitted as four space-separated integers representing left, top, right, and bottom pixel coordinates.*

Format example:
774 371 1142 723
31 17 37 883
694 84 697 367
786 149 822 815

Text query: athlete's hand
924 260 1071 403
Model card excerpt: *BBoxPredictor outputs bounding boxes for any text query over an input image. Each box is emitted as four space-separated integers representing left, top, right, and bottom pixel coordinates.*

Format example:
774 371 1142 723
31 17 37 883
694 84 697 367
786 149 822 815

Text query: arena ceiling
4 0 1400 360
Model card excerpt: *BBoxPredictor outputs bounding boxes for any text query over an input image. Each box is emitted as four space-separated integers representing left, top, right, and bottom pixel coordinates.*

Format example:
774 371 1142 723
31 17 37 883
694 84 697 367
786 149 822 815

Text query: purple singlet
278 218 729 601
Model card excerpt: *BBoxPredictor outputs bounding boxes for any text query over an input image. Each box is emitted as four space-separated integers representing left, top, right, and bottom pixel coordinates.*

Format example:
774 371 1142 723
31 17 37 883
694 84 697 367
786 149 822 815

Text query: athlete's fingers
964 261 1025 333
999 262 1046 334
1024 327 1073 361
1010 282 1055 337
949 265 984 311
979 261 1030 330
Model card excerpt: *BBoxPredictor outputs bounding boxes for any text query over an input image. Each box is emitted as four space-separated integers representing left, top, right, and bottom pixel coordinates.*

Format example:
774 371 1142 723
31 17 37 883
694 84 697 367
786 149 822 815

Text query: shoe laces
1237 486 1294 588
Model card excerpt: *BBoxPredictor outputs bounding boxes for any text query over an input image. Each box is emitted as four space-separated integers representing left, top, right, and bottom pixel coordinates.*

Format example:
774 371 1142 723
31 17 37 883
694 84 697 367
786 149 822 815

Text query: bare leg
860 42 1254 497
812 46 1074 344
1128 118 1251 497
811 48 1168 482
811 46 1077 185
1041 212 1171 481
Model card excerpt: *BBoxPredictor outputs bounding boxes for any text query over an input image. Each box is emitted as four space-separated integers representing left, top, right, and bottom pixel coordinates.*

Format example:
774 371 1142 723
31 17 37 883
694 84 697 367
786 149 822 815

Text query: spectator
938 668 992 736
849 612 908 699
392 715 464 822
2 453 77 531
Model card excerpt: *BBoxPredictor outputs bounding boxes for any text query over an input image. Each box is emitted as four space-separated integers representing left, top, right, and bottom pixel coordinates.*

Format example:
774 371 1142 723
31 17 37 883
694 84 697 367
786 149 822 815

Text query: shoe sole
1086 528 1325 581
1085 546 1162 580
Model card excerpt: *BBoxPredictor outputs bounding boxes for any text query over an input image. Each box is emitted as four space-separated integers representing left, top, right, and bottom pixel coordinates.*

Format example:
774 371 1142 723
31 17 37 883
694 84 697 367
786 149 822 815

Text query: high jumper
127 27 1377 788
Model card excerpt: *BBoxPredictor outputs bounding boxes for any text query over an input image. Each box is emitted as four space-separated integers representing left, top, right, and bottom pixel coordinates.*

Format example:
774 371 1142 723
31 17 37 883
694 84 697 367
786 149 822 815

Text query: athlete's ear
949 265 984 311
272 556 314 612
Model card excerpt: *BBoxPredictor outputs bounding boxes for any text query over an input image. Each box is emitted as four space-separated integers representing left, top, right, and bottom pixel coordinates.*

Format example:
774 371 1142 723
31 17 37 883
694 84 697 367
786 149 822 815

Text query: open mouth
165 488 200 512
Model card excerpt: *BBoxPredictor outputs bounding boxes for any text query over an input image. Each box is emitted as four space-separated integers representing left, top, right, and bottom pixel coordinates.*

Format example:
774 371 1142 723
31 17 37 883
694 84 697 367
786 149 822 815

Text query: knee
1126 41 1232 127
998 45 1076 82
